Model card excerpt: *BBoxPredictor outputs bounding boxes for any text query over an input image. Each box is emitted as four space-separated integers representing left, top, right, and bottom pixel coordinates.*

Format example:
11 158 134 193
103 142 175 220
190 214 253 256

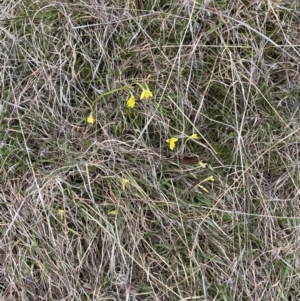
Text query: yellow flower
190 133 199 140
87 114 94 124
187 133 199 141
198 161 207 168
207 175 215 182
120 178 129 191
57 209 64 221
108 209 118 216
140 87 153 99
127 95 136 108
202 176 215 183
166 137 178 150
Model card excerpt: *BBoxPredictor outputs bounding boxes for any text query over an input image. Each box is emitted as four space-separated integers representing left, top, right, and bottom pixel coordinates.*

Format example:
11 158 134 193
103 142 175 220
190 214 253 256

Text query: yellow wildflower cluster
87 83 153 123
166 133 199 150
127 84 153 108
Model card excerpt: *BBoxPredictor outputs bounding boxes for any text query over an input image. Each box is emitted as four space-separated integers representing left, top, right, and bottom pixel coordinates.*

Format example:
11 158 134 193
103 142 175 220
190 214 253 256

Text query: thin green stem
91 85 134 110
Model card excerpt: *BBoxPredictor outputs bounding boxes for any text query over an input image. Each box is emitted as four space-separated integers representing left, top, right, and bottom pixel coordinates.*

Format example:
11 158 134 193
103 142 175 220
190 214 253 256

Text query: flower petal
87 114 95 124
140 88 153 99
57 209 64 221
198 161 207 168
127 95 136 108
166 137 178 150
108 210 118 216
120 178 129 191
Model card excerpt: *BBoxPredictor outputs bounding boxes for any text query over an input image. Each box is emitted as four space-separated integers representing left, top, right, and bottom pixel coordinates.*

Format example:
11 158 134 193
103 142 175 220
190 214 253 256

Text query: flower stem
91 85 134 109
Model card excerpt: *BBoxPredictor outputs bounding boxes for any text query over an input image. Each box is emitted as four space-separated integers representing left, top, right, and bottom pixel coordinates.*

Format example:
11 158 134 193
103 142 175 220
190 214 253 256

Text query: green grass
1 0 300 300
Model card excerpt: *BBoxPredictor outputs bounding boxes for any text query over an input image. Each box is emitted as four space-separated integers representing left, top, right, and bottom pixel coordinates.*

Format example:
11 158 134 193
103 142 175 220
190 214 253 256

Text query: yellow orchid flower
207 175 215 182
190 133 199 139
140 86 153 99
87 113 95 124
198 161 207 168
187 133 199 141
120 178 129 191
166 137 178 150
127 95 136 108
57 209 65 221
108 209 118 216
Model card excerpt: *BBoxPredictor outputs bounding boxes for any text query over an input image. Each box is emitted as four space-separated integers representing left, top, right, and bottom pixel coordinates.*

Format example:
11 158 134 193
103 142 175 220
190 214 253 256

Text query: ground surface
0 1 300 300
